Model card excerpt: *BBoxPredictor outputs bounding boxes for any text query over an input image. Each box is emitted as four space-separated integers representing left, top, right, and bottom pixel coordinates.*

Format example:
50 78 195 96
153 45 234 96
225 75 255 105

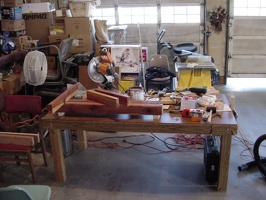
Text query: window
118 7 157 24
234 0 266 16
161 6 200 23
95 5 200 25
93 8 116 25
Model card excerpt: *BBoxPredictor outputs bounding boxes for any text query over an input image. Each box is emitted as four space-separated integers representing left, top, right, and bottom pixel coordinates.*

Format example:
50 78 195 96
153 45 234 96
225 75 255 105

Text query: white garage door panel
233 18 266 36
230 17 266 76
232 39 266 55
232 57 266 74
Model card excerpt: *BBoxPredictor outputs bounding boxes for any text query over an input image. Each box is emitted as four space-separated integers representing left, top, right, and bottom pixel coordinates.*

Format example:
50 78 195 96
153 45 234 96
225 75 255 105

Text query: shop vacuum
204 135 220 183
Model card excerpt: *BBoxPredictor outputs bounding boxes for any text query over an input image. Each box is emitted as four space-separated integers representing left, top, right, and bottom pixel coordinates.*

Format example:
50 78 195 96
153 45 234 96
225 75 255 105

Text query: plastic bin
108 25 128 44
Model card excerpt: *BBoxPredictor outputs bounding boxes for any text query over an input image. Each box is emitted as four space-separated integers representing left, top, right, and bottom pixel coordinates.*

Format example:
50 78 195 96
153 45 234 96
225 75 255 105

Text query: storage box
46 55 57 69
49 26 65 35
2 30 26 37
0 0 23 7
52 9 72 25
108 25 127 44
48 35 69 54
2 74 21 94
100 45 140 73
69 2 95 17
70 34 94 54
23 12 53 43
10 35 29 45
1 19 25 31
22 2 55 13
1 7 22 20
180 96 197 111
120 79 136 93
64 17 92 35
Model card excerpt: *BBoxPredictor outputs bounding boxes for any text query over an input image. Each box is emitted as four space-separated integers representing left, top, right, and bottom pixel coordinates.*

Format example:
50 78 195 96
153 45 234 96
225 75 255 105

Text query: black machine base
204 135 220 183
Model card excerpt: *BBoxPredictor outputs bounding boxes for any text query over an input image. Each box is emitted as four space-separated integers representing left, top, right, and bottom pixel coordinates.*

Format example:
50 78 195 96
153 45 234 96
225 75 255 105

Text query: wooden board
59 98 163 115
0 132 40 143
87 90 120 108
0 132 35 146
46 83 79 114
95 88 130 106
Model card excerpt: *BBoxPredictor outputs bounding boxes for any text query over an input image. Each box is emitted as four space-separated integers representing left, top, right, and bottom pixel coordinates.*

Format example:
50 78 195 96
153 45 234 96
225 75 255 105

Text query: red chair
0 95 48 183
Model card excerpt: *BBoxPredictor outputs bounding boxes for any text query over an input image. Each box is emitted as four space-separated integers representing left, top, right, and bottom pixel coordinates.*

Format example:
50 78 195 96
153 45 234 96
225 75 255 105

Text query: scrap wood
0 132 36 146
58 99 163 115
0 132 40 143
46 83 79 114
94 88 130 106
87 89 120 108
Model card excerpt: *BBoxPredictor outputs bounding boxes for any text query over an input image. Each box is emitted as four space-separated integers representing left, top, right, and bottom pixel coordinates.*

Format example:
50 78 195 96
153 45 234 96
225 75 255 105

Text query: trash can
61 129 74 157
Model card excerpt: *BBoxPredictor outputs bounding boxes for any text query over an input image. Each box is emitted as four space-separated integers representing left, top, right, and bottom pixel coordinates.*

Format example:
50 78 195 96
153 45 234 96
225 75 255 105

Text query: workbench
43 91 237 192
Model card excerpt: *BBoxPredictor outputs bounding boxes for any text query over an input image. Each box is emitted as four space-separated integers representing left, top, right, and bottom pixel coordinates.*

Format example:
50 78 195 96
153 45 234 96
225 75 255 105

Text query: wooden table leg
77 130 87 151
49 124 66 183
217 134 232 191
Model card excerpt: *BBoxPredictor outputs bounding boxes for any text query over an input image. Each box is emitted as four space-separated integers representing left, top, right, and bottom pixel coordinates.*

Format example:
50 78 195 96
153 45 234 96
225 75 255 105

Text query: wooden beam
0 134 35 146
95 88 130 106
87 90 120 108
59 99 163 115
0 132 39 143
46 83 79 114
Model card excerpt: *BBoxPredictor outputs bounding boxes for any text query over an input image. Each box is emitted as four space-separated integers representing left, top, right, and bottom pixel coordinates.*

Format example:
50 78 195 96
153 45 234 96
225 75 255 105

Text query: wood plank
59 99 163 115
0 132 39 143
86 90 120 108
46 83 79 114
95 88 130 106
0 134 35 146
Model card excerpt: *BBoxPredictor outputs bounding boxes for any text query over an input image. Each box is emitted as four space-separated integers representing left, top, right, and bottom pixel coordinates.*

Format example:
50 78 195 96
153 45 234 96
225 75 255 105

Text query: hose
253 134 266 177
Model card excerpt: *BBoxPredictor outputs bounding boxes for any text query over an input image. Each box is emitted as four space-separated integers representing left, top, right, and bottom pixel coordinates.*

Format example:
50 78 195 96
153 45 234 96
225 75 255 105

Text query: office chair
0 95 48 183
145 54 175 92
0 185 51 200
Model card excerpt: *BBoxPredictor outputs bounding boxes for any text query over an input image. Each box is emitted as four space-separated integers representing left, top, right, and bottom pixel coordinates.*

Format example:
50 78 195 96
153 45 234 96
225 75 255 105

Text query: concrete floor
1 78 266 200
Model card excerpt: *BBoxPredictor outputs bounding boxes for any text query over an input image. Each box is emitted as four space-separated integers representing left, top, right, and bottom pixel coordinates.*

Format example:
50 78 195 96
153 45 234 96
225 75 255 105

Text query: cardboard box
46 55 57 69
0 81 3 91
49 26 65 35
0 0 23 7
2 30 26 37
1 7 22 20
52 9 71 25
48 35 69 54
64 17 92 35
70 34 94 54
100 45 140 73
69 2 95 17
10 35 29 45
15 43 27 50
52 9 71 18
22 2 55 13
2 74 21 94
23 12 53 43
1 19 25 31
180 96 197 111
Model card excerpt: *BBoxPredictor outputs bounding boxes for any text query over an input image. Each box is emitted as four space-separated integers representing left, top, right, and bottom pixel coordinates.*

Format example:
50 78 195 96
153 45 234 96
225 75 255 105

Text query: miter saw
88 48 119 90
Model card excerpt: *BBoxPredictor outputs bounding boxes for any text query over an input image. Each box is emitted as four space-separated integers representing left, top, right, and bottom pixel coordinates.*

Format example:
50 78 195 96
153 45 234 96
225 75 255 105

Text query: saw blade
87 56 105 83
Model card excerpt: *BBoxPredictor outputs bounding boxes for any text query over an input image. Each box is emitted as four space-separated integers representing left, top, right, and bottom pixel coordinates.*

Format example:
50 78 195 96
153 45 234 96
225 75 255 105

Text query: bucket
127 86 144 100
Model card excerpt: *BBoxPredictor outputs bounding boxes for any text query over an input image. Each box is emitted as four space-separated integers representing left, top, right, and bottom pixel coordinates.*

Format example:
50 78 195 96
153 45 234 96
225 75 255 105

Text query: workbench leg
217 134 232 191
49 124 66 183
77 130 87 151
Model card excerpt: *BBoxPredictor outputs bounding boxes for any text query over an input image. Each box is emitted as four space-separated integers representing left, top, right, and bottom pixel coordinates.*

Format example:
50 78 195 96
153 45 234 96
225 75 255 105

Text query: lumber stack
46 84 163 116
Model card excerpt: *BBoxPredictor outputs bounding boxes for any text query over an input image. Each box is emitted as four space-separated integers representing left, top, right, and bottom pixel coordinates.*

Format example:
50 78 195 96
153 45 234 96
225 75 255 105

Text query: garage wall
230 18 266 77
